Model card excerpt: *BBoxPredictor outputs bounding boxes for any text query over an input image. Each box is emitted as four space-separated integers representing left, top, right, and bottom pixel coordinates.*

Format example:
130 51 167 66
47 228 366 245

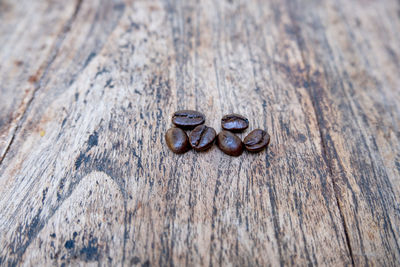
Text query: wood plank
0 0 398 265
286 0 400 265
0 0 350 265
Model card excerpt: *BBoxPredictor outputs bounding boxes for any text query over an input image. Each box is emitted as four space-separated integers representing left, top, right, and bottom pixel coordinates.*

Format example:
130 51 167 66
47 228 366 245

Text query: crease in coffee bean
221 113 249 131
245 131 265 146
223 116 247 124
174 114 203 119
192 128 205 146
244 129 270 152
172 110 205 128
191 130 202 146
200 127 209 142
189 125 216 151
223 115 245 122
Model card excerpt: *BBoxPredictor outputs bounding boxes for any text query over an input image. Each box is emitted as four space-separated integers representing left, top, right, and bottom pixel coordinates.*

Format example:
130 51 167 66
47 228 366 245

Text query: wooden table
1 0 399 266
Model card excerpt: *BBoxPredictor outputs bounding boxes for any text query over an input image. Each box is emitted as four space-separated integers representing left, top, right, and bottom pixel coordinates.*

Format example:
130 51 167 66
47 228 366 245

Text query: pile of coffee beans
165 110 270 156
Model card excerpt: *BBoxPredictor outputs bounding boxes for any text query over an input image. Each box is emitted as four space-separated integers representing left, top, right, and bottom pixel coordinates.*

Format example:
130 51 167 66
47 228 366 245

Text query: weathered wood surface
0 0 399 266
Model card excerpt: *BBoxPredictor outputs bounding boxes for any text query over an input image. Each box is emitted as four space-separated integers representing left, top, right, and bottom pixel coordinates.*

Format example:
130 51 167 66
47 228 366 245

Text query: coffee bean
172 110 205 129
221 113 249 132
217 130 243 156
243 129 270 152
165 127 190 153
189 125 216 151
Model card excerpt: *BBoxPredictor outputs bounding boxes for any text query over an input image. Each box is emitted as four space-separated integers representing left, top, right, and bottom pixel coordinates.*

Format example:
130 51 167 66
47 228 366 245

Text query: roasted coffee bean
217 130 243 156
221 113 249 132
189 125 216 151
172 110 205 129
165 127 190 154
243 129 270 152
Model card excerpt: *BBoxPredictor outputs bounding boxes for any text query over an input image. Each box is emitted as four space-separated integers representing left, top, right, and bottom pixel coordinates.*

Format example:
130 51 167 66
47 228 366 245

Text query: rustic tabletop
0 0 399 266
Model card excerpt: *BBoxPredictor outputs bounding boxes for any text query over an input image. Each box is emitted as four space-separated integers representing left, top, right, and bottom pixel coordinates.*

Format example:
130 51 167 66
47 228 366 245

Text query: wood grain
0 0 399 266
286 0 400 265
0 0 80 161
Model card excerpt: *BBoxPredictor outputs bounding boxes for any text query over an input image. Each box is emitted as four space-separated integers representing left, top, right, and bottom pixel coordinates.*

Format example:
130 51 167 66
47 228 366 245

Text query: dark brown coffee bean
189 125 216 151
172 110 205 129
221 113 249 132
243 129 270 152
165 127 190 154
217 130 243 156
